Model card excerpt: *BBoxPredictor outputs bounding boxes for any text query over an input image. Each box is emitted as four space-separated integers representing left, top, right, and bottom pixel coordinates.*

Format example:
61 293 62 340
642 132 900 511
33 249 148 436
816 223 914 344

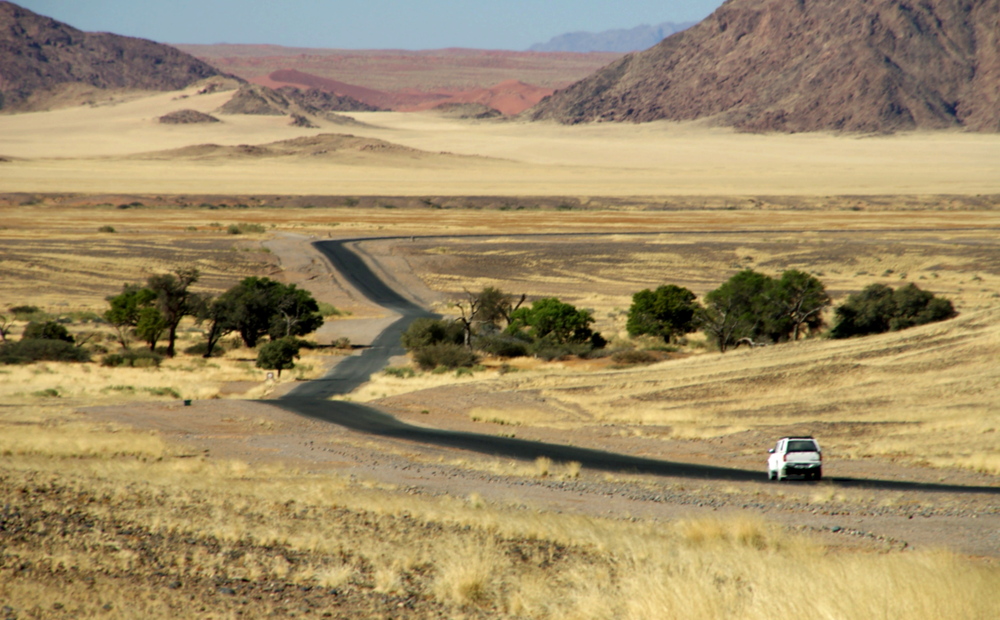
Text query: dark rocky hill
529 0 1000 132
529 21 696 53
0 1 223 111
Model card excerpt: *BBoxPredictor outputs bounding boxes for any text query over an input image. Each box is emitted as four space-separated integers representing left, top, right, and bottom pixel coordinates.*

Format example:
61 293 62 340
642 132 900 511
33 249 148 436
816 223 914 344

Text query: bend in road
273 236 999 496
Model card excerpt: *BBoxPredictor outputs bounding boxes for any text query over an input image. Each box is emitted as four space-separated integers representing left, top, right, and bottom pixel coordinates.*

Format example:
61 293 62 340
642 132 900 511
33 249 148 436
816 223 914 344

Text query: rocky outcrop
0 1 223 111
529 0 1000 133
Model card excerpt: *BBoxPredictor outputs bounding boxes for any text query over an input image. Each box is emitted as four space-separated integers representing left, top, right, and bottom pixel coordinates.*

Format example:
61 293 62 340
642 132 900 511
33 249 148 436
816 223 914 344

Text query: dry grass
1 415 997 618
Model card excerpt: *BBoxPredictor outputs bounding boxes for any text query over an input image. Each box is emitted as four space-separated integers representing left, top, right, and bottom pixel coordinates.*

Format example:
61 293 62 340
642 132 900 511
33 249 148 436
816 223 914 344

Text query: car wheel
768 470 775 481
815 469 822 481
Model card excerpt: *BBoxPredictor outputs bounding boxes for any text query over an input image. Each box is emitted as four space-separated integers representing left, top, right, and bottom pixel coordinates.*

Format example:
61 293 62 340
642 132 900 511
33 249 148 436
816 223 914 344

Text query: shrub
383 366 416 378
473 332 529 358
101 349 164 368
227 223 266 235
0 339 91 364
401 318 464 350
98 225 116 233
413 343 479 370
317 302 343 317
144 387 181 398
9 305 40 315
22 321 74 343
830 283 956 339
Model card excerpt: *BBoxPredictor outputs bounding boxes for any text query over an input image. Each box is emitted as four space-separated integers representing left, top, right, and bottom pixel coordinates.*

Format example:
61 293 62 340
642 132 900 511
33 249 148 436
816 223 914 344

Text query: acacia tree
197 294 236 358
146 268 201 357
454 287 525 347
773 270 830 341
135 307 168 351
104 284 158 349
507 297 596 344
268 284 324 340
224 277 285 348
256 337 302 377
206 277 324 349
627 284 701 344
700 270 774 352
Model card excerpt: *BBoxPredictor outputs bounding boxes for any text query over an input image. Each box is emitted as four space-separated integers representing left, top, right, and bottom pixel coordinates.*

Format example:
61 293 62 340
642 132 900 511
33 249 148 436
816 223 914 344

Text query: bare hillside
0 1 223 111
529 0 1000 133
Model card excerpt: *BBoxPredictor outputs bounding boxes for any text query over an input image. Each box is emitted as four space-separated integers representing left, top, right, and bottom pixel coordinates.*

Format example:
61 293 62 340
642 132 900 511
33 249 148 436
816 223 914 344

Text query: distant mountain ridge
0 1 223 110
529 0 1000 133
529 21 696 53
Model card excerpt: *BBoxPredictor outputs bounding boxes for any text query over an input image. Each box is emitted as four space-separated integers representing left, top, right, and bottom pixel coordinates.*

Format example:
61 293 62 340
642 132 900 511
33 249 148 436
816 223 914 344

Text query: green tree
210 277 325 350
627 284 701 344
104 285 157 349
255 337 302 377
772 270 830 341
700 270 775 352
134 307 168 351
22 320 74 343
197 294 236 358
507 297 597 344
146 268 200 357
268 284 324 340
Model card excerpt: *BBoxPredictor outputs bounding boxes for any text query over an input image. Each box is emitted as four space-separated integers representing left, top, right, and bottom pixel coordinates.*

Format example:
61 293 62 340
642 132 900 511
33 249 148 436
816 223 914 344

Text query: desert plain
1 81 1000 618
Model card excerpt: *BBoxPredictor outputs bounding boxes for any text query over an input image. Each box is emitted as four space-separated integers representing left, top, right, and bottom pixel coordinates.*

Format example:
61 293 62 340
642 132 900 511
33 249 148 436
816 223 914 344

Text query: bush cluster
0 339 90 364
101 349 163 368
830 283 956 339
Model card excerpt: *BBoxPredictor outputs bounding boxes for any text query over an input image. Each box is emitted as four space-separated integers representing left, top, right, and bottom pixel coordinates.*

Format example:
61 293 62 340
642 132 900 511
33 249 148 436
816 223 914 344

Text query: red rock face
529 0 1000 133
251 69 553 115
404 80 555 115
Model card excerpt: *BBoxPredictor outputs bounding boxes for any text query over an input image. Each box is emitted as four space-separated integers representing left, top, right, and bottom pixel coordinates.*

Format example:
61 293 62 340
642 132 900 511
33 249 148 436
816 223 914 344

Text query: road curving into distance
273 235 999 495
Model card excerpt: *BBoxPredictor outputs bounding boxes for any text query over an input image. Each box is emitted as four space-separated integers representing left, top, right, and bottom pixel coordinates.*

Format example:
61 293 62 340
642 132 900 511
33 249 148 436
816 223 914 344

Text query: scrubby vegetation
830 283 956 339
402 290 607 369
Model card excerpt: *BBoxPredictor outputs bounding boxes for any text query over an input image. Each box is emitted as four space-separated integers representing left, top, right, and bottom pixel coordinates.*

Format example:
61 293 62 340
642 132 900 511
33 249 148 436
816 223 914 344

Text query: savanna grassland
1 198 999 618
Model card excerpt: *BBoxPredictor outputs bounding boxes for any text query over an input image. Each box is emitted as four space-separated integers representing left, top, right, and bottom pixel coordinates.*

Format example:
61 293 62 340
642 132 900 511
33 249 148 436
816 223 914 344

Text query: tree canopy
507 297 597 345
626 284 701 343
830 283 956 338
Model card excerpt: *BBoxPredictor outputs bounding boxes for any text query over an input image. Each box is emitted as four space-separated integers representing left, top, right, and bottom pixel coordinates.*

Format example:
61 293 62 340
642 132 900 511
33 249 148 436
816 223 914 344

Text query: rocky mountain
529 21 696 53
529 0 1000 133
0 1 223 111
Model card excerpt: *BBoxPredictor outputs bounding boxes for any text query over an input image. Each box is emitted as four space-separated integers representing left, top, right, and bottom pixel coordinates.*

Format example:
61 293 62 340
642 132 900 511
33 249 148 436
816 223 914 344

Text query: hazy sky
17 1 724 50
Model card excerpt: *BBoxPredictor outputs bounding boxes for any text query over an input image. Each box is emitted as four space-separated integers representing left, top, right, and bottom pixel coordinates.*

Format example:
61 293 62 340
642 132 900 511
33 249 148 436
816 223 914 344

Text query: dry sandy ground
1 84 999 196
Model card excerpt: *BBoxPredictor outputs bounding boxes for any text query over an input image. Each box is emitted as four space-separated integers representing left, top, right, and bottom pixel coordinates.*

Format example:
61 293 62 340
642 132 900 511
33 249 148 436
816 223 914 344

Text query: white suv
767 437 823 481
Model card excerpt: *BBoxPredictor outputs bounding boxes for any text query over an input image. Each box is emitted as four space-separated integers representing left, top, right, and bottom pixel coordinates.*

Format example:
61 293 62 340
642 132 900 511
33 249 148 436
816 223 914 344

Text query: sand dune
0 86 998 196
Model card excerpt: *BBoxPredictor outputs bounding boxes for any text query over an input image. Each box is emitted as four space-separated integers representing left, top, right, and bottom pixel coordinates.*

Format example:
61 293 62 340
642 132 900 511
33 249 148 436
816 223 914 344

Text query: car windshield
787 440 818 452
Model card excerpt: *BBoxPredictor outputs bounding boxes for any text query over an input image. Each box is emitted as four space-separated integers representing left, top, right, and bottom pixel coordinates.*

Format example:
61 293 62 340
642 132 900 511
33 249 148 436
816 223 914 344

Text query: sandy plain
1 81 999 196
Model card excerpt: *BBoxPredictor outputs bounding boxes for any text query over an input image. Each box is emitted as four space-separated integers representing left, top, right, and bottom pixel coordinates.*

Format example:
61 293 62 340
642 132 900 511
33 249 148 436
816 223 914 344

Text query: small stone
219 587 237 596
